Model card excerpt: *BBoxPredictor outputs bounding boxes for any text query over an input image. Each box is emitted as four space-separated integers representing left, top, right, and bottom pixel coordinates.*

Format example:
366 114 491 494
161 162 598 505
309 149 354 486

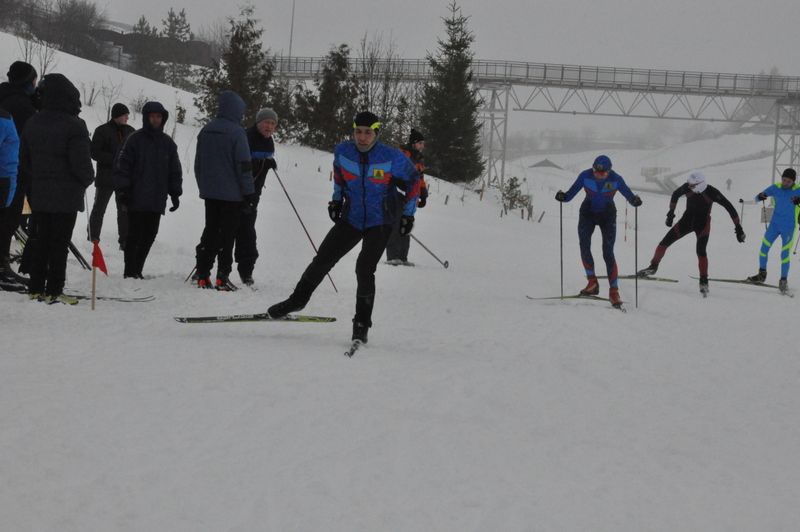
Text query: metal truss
772 99 800 181
476 83 510 188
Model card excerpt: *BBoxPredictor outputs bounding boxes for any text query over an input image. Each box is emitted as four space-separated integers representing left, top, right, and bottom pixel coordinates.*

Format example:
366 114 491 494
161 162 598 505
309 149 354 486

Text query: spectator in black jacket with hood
20 73 94 304
114 101 182 279
0 61 39 286
193 90 253 290
88 103 135 248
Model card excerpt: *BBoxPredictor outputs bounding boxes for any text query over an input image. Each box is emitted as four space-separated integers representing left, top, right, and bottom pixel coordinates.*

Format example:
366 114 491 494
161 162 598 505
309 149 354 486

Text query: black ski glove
242 193 258 215
328 200 343 222
757 192 768 201
665 210 675 227
265 158 277 171
168 195 180 212
555 190 566 202
399 215 414 236
735 224 746 243
0 177 9 208
792 196 800 206
631 195 643 207
418 187 428 208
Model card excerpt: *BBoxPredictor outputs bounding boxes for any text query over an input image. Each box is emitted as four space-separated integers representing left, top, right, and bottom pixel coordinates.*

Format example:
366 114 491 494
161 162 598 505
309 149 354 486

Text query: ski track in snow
2 31 799 531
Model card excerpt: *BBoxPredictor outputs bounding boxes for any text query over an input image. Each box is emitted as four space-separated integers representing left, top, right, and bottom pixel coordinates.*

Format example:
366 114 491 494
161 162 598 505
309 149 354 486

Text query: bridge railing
275 56 800 98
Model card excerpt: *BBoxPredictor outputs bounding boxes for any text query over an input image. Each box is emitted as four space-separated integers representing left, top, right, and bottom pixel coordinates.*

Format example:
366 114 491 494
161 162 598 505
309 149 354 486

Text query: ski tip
173 317 188 323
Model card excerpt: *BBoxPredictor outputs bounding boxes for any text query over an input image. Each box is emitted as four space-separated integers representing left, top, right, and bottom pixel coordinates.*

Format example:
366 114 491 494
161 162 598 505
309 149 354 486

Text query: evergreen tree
161 8 194 90
131 15 165 82
295 44 360 151
419 1 484 183
194 6 274 124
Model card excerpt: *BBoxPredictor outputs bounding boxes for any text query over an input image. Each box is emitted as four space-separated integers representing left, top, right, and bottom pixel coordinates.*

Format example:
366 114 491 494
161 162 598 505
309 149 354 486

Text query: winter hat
7 61 37 86
111 103 130 119
781 168 797 181
255 108 278 124
687 171 708 193
592 155 612 172
409 128 425 144
353 111 381 131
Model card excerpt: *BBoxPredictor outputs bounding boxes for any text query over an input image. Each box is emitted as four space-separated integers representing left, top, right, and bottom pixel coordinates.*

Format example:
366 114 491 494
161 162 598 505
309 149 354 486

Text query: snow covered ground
2 33 799 532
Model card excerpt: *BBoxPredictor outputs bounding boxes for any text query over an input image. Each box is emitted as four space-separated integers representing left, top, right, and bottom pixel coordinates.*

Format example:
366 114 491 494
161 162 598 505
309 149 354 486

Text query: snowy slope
2 34 799 532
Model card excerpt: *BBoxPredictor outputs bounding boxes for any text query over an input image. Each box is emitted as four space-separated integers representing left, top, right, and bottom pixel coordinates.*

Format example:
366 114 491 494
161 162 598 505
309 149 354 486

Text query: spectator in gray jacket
193 90 254 290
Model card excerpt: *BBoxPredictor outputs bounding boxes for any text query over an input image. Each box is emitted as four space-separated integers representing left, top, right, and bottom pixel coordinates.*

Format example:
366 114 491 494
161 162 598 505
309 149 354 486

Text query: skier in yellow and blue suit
747 168 800 293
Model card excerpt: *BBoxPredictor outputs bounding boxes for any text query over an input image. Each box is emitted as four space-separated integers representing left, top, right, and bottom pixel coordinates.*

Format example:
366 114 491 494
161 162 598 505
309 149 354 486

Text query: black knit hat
781 168 797 181
353 111 381 130
111 103 130 119
409 128 425 144
7 61 37 85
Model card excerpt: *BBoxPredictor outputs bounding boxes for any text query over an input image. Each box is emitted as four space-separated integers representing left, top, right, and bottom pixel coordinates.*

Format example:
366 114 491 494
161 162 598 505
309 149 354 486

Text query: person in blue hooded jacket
555 155 642 306
0 107 18 212
267 111 419 344
114 101 182 279
193 90 254 290
746 168 800 293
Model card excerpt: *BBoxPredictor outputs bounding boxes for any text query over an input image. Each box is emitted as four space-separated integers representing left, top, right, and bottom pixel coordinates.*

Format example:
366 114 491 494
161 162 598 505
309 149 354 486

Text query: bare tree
16 34 58 77
99 78 124 120
195 18 229 63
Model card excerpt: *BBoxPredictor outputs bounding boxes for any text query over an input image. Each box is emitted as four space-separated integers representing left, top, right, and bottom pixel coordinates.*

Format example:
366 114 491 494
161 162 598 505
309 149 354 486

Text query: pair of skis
688 276 794 297
173 311 362 357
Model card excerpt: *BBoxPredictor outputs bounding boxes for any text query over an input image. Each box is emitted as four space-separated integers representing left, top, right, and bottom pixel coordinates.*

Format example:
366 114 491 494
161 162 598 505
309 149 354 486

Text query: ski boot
779 277 789 294
215 276 238 291
386 258 401 266
580 276 599 296
699 276 709 297
747 268 767 283
47 293 79 305
608 287 622 307
636 264 658 278
239 272 254 287
0 259 29 286
28 292 46 302
352 321 369 344
197 277 213 289
267 296 305 319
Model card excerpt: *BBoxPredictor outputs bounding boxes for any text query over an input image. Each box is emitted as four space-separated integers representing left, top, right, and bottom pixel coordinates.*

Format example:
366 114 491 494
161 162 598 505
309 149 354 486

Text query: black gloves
792 196 800 206
555 191 566 202
265 158 277 171
0 177 9 208
418 188 428 208
631 195 643 207
399 215 414 236
757 192 768 201
735 224 746 243
168 195 180 212
665 210 675 227
242 193 258 215
328 200 343 222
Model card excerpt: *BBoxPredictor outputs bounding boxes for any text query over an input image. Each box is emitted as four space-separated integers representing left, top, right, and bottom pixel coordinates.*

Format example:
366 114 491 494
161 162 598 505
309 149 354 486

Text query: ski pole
272 170 337 293
184 266 196 283
409 234 449 269
560 201 563 300
635 206 639 309
761 199 768 230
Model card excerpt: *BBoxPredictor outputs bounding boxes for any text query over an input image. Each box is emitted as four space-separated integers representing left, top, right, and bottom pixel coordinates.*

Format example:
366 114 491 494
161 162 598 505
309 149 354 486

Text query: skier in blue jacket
555 155 642 306
267 111 419 343
746 168 800 293
0 107 18 210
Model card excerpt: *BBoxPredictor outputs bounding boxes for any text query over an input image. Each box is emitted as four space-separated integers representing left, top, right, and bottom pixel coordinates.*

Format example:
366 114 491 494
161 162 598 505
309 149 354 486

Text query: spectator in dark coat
193 90 253 290
0 61 39 285
20 73 94 304
233 107 277 286
114 101 182 279
88 103 135 248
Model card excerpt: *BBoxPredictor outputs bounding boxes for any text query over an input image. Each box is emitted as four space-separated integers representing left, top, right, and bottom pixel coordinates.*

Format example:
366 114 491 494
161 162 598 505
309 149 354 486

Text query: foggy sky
101 0 799 75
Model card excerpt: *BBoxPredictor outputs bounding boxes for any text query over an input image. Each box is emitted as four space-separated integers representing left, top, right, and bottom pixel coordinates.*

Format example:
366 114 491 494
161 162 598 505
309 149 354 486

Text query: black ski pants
0 173 26 259
196 199 242 279
234 197 260 278
27 211 77 296
88 186 129 246
385 201 410 261
291 222 392 327
124 211 161 277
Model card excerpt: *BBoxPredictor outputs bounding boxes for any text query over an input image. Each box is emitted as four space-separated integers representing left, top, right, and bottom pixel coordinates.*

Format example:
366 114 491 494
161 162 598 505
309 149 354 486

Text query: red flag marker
92 240 108 275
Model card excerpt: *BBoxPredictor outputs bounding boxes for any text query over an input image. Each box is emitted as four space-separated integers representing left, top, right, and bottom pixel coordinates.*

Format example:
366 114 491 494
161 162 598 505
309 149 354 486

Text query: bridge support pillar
477 83 510 189
772 97 800 182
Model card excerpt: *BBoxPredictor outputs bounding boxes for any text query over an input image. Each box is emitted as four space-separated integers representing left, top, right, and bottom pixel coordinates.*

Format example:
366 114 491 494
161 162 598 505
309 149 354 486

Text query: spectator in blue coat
555 155 642 307
114 101 182 279
0 107 18 210
267 111 419 344
193 90 254 290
